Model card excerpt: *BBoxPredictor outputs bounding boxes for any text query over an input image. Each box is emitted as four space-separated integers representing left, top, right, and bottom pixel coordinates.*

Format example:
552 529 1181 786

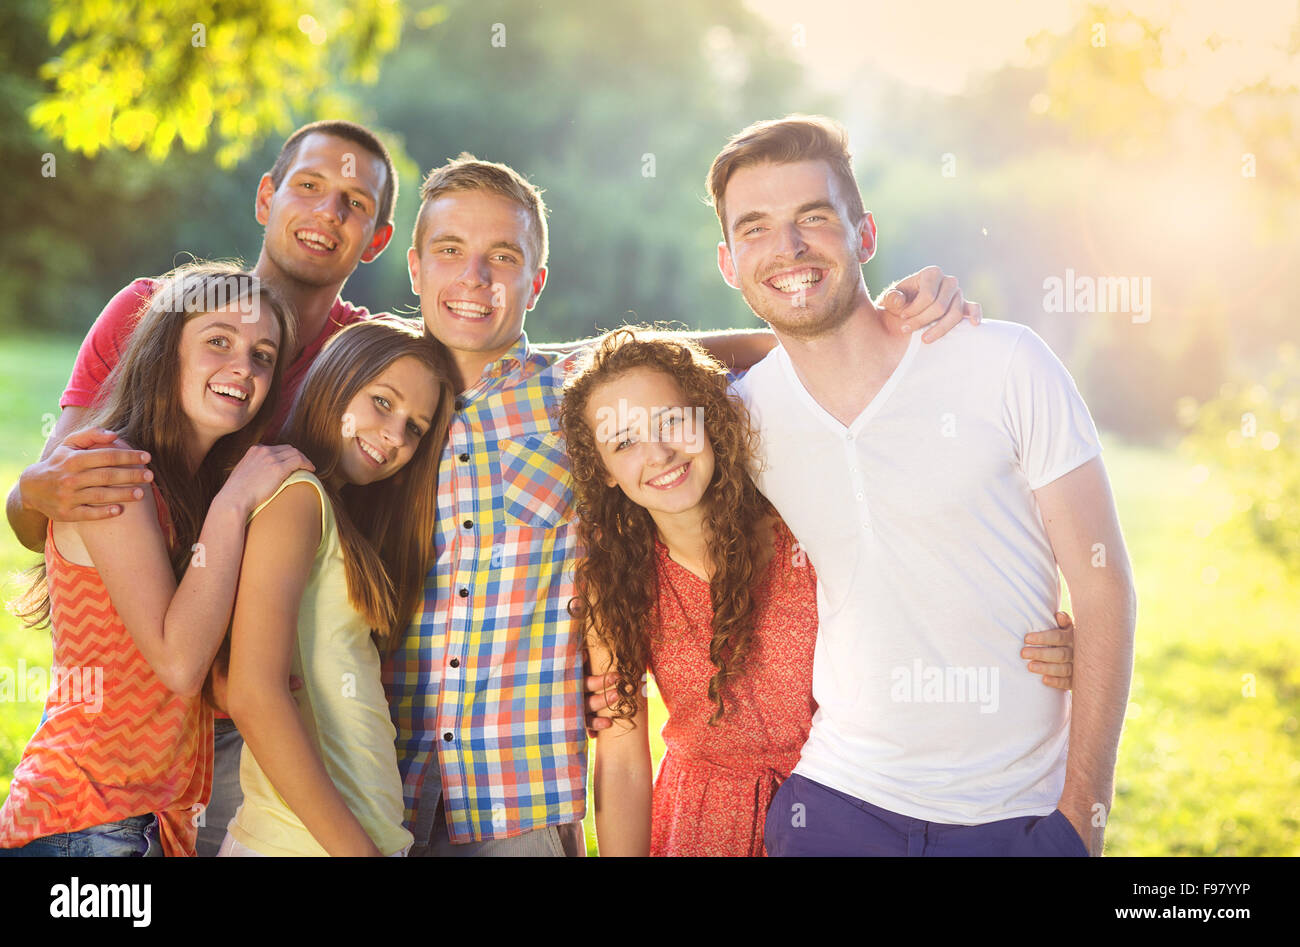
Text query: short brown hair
707 115 866 242
411 153 549 270
269 120 398 229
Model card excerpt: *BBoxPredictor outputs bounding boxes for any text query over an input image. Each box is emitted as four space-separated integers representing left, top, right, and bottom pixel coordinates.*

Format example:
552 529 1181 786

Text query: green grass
2 335 1296 854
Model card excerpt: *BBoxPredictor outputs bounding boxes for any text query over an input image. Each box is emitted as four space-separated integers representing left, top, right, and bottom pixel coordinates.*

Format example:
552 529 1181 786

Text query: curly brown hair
559 326 772 726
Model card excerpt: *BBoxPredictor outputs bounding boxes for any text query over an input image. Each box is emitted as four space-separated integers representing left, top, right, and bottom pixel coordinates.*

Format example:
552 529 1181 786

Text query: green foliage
1181 345 1300 571
31 0 405 168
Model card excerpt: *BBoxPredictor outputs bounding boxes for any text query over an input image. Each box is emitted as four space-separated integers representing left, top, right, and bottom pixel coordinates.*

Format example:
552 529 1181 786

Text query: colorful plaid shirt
384 332 587 843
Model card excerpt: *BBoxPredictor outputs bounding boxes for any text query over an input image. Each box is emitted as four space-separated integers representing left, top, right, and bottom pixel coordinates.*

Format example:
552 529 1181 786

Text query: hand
18 427 153 522
878 265 982 343
217 445 316 517
1021 611 1074 689
584 669 622 737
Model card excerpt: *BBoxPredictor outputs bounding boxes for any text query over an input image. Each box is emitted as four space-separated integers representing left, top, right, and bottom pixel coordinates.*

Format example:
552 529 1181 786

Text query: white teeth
296 230 337 250
446 302 492 318
769 270 822 293
209 384 247 401
648 464 688 487
358 439 386 464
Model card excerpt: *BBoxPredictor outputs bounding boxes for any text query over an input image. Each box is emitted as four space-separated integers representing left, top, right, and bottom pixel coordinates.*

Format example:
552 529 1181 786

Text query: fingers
1021 645 1073 665
1026 659 1073 677
899 269 954 321
64 446 151 472
963 300 983 326
64 502 130 522
1039 674 1071 690
1023 629 1072 647
59 427 125 451
920 288 968 343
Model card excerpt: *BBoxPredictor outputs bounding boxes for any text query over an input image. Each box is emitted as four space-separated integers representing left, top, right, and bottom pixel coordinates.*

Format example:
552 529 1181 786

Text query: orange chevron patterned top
0 487 213 856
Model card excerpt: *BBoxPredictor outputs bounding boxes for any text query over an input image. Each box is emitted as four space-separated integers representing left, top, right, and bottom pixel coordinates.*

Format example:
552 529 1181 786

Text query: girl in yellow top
219 318 455 857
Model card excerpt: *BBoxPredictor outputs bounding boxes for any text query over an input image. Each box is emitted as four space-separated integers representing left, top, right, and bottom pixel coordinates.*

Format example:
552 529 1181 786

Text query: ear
717 240 740 290
255 173 276 227
407 245 421 295
524 266 548 311
360 222 394 264
856 211 877 265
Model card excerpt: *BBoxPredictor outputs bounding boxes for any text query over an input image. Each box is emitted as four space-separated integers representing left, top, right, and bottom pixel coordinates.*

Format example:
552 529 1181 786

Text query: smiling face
256 132 393 290
585 367 715 521
717 159 876 340
178 305 281 453
407 188 547 385
335 355 440 488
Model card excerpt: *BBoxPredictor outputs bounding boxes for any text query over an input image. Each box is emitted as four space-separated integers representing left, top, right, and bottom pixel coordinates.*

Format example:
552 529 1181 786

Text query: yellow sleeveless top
228 471 413 856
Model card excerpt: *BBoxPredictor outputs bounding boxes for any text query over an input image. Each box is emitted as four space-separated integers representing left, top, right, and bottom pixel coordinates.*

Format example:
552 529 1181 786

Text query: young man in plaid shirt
387 154 978 856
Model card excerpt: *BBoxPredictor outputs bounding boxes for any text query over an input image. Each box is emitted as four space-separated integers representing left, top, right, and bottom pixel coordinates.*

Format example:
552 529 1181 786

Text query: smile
646 462 690 489
444 300 494 321
357 438 387 466
764 267 824 295
295 228 338 253
208 382 249 403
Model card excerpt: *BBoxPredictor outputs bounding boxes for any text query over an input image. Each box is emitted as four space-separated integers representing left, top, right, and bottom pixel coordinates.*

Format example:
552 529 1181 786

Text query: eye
299 181 314 190
206 336 230 349
407 421 424 438
373 394 392 411
254 349 275 365
614 436 634 452
493 253 518 264
744 226 765 236
802 214 826 224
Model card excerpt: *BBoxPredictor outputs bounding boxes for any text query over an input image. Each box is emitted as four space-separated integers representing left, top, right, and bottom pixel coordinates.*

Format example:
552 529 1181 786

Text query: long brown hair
559 327 771 725
17 261 296 627
278 317 455 648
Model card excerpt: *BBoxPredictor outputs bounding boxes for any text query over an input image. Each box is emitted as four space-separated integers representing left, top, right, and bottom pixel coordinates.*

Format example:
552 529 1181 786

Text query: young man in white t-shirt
711 116 1136 856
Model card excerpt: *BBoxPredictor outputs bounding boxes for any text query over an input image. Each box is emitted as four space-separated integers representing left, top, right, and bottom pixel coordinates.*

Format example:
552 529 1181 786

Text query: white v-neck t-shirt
733 319 1102 824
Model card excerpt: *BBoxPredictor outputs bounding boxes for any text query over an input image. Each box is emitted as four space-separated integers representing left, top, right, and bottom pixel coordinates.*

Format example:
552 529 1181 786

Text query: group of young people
0 114 1133 857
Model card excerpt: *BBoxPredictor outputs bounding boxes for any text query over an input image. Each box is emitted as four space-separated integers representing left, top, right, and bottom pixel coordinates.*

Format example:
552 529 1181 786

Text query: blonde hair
411 152 549 269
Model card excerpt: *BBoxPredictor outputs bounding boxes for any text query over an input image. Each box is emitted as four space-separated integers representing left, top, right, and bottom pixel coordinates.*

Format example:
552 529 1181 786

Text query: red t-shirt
61 277 376 438
61 278 378 720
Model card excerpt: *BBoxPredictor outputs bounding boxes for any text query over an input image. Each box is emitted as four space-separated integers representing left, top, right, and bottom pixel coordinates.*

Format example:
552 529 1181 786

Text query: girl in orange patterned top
560 328 1077 856
0 263 311 857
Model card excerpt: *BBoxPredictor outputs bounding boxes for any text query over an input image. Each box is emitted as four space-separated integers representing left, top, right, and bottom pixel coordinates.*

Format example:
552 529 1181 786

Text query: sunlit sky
744 0 1300 102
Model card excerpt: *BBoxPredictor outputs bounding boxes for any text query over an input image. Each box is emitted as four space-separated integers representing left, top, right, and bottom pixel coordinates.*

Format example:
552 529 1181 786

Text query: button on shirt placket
847 430 873 533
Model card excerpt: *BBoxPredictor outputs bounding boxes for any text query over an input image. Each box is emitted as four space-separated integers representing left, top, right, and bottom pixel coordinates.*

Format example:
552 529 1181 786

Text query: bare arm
73 444 312 697
1034 456 1137 856
7 404 153 551
588 629 653 857
225 481 383 857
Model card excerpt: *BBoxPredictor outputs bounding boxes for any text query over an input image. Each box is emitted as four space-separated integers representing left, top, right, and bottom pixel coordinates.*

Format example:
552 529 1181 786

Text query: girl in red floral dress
560 327 1076 857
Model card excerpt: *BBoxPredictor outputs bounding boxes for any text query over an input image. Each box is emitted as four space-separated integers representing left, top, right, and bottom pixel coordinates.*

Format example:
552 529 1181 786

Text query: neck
185 429 217 476
253 251 346 361
650 504 713 582
448 338 521 395
772 294 912 426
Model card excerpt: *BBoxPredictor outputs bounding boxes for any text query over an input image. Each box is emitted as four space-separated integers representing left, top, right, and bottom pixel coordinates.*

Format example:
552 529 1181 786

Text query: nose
775 221 807 259
380 413 405 447
458 253 492 287
227 346 255 378
645 440 674 467
313 189 343 225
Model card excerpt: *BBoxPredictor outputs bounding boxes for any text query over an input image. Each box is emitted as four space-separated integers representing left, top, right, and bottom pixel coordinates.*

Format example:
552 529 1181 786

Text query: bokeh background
1 0 1297 855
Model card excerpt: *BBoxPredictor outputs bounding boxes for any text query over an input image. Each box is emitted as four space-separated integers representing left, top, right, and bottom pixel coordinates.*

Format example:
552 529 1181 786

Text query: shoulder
249 471 326 527
730 346 784 402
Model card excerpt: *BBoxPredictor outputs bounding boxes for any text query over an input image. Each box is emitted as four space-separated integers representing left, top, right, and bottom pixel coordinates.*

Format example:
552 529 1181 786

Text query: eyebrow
611 406 677 441
204 322 279 349
730 199 837 234
375 382 434 427
425 232 525 258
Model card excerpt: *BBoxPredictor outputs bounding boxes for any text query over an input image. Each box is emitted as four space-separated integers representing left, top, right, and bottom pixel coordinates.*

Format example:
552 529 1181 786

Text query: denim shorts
0 813 162 857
